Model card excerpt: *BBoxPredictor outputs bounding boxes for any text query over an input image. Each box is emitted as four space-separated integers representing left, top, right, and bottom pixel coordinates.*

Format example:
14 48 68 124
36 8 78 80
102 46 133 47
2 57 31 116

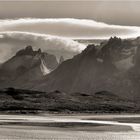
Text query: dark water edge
0 114 137 132
0 122 133 132
0 110 140 115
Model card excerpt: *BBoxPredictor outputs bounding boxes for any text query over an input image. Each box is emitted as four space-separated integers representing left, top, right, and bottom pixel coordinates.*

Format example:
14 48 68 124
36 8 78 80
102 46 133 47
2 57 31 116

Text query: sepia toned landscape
0 0 140 139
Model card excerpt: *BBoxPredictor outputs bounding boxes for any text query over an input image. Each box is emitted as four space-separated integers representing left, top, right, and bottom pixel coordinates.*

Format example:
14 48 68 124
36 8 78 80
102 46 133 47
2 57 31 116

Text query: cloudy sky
0 1 140 39
0 0 140 63
0 18 140 39
0 1 140 26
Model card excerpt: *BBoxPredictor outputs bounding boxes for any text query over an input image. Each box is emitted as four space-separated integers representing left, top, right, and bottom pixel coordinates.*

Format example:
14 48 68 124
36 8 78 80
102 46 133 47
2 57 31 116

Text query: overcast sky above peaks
0 1 140 26
0 1 140 63
0 1 140 39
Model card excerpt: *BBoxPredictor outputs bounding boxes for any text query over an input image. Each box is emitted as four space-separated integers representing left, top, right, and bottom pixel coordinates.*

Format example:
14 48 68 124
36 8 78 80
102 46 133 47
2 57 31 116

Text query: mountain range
27 37 140 102
1 36 140 104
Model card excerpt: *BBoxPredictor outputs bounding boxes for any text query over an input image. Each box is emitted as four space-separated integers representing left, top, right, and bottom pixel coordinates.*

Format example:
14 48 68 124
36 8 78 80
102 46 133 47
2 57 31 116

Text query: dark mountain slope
35 44 116 92
0 46 58 88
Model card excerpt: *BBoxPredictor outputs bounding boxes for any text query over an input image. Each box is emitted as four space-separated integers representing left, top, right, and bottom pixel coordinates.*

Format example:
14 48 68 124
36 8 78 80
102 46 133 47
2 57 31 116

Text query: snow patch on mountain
40 59 51 75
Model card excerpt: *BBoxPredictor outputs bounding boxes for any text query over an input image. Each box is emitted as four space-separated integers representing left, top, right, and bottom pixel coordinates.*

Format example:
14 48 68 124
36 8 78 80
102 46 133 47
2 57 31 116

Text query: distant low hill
0 88 138 114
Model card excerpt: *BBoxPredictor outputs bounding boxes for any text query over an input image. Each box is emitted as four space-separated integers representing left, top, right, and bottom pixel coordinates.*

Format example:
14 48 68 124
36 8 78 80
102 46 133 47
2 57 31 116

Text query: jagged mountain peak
37 48 42 54
80 44 98 57
107 36 122 45
16 45 43 57
25 45 33 51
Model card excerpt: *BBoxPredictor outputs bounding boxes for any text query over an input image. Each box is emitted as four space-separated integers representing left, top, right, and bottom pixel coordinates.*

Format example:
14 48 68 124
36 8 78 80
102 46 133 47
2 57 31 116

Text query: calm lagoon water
0 114 139 140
